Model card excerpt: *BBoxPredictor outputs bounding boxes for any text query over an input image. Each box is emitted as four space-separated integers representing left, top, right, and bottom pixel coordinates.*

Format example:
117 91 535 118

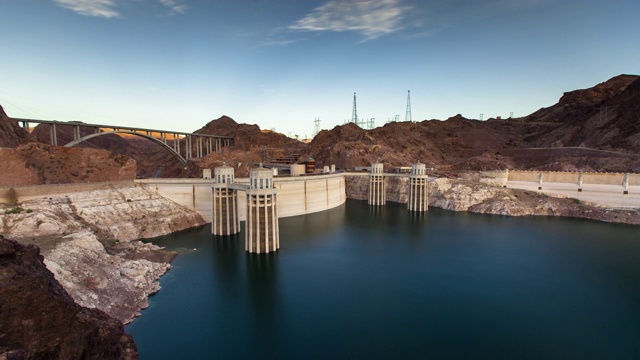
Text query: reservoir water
127 200 640 359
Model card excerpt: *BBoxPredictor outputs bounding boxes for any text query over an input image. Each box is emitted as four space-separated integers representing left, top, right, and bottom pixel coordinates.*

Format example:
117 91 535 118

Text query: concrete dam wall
137 173 346 223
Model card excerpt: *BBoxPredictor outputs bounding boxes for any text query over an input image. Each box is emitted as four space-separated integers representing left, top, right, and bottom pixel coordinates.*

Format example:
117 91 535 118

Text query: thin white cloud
54 0 120 18
53 0 189 18
159 0 189 15
289 0 409 40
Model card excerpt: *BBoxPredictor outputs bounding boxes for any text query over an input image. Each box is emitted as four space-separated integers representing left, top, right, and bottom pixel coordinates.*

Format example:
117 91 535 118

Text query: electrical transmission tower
313 117 321 137
367 118 375 129
405 90 412 122
352 92 358 124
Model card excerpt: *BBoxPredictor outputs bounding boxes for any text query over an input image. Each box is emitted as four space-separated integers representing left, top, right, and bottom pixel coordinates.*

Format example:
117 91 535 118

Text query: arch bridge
15 118 233 166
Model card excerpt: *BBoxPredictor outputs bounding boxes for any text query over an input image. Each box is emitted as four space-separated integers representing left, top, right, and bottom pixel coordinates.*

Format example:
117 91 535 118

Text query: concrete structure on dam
369 163 385 206
245 166 279 254
408 163 429 212
211 165 239 236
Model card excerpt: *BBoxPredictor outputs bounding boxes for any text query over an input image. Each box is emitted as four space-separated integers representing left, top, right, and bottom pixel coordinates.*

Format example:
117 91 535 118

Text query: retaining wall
505 170 639 185
0 181 135 205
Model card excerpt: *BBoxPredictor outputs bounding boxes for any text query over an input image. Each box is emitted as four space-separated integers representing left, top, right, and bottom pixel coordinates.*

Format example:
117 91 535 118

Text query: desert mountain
304 74 640 173
194 115 303 150
189 115 306 177
519 74 640 150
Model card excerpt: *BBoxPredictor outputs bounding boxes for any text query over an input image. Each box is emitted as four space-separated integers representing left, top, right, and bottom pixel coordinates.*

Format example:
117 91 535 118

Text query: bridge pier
369 163 385 206
246 166 279 253
408 163 428 212
50 122 57 146
212 165 240 235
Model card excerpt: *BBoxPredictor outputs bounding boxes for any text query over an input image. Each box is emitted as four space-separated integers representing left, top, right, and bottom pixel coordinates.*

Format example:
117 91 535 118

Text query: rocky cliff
0 235 139 359
1 185 206 323
0 143 137 187
0 105 35 148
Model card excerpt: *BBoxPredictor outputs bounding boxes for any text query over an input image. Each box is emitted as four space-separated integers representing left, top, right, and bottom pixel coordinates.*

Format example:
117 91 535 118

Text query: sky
1 0 639 139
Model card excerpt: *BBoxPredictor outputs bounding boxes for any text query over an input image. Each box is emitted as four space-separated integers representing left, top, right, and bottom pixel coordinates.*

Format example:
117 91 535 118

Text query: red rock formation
0 105 35 147
519 74 640 151
0 235 138 359
191 116 306 177
0 143 136 186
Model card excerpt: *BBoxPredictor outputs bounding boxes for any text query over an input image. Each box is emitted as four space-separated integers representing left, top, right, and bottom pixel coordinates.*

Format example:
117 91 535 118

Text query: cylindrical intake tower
368 163 385 206
212 165 239 235
245 166 279 253
408 163 429 212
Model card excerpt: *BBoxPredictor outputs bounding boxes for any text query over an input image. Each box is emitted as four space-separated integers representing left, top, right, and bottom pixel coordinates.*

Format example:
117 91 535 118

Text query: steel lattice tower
352 92 358 124
405 90 412 122
313 117 321 137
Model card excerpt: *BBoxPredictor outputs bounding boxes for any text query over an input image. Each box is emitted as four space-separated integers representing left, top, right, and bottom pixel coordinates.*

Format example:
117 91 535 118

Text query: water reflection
245 252 283 357
279 203 347 246
210 233 243 296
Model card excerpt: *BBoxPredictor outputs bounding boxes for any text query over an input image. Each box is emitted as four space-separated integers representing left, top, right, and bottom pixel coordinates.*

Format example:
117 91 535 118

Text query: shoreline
1 175 636 334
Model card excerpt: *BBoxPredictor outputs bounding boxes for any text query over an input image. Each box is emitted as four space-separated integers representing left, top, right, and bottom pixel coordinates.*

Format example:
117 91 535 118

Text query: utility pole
313 117 321 137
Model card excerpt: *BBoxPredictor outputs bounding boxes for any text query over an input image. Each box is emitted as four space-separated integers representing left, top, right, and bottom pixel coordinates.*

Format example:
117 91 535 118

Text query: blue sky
1 0 639 138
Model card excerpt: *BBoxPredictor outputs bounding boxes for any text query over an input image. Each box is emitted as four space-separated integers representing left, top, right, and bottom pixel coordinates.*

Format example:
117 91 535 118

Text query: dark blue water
127 200 640 359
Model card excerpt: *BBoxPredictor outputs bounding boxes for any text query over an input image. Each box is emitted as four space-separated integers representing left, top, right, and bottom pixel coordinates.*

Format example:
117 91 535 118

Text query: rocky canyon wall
0 184 206 324
0 235 139 359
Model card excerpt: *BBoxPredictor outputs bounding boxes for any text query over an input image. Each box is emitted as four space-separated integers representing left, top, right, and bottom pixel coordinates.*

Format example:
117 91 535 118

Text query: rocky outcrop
1 185 206 323
343 174 639 225
428 177 639 224
0 235 138 359
0 105 35 148
190 115 306 177
43 232 172 324
0 143 137 187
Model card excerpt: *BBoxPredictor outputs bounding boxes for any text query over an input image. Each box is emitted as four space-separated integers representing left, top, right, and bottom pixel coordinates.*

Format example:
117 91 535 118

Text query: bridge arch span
64 131 187 166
